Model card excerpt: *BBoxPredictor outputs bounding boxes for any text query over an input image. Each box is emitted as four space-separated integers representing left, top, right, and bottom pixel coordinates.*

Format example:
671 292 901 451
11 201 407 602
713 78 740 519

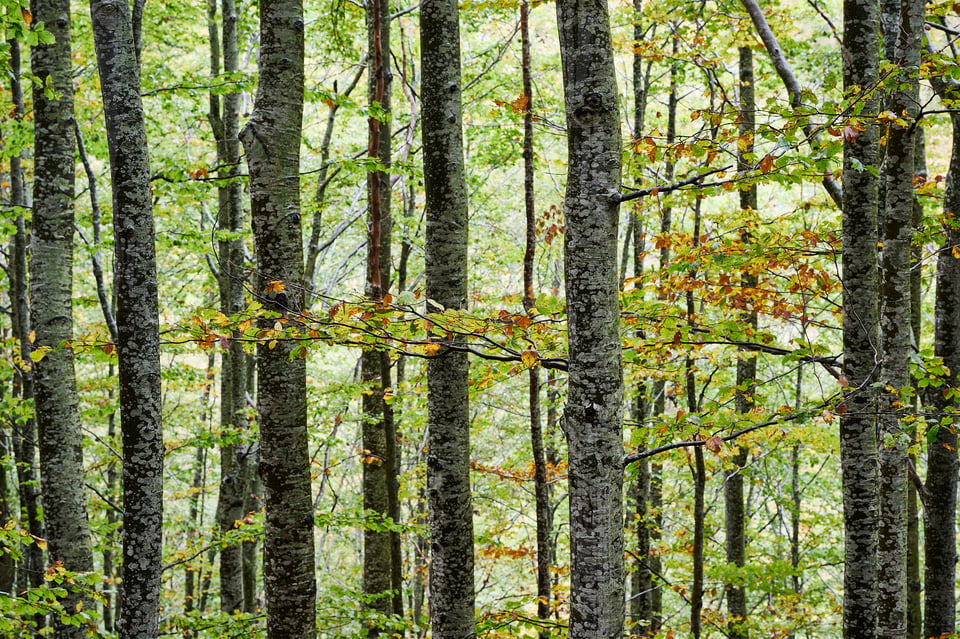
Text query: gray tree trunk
840 0 881 633
239 1 316 637
876 0 921 634
556 0 624 636
421 0 476 634
90 0 164 635
924 115 960 639
207 0 250 614
29 0 96 635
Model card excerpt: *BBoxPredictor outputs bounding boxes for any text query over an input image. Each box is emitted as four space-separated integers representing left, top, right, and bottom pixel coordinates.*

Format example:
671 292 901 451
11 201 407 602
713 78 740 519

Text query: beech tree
29 1 96 636
556 0 624 635
239 1 316 637
421 0 476 633
90 0 164 635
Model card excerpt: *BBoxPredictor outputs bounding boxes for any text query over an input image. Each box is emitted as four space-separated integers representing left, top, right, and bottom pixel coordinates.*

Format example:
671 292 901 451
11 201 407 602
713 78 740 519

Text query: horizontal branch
616 166 731 203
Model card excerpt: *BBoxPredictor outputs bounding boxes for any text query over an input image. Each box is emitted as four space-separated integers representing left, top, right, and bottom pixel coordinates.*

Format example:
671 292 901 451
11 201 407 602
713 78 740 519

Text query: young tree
239 1 316 637
90 0 164 635
421 0 476 633
725 44 756 639
361 0 401 630
207 0 251 613
556 0 624 635
29 1 96 635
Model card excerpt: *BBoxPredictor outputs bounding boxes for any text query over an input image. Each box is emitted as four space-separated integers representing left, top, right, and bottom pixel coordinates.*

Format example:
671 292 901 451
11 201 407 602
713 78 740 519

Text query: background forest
0 0 957 636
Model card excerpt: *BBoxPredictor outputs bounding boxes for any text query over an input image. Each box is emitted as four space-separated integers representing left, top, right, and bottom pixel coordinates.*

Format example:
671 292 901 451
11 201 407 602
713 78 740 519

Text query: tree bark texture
90 0 164 635
421 0 476 634
240 2 316 637
556 0 624 636
876 0 921 633
840 0 881 633
30 0 97 635
924 112 960 639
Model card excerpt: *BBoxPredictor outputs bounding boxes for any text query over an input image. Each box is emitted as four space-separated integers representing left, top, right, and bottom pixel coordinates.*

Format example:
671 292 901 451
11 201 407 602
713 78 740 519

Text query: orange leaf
423 343 441 356
21 8 32 24
102 343 116 356
520 349 539 368
759 154 776 174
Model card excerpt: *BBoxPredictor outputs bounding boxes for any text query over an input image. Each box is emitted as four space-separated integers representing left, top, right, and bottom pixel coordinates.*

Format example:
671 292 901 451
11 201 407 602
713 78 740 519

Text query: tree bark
925 114 960 639
876 0 921 633
421 0 476 633
725 44 756 639
840 0 881 632
556 0 624 635
362 0 399 631
208 0 252 614
240 2 316 637
90 0 164 635
30 0 96 635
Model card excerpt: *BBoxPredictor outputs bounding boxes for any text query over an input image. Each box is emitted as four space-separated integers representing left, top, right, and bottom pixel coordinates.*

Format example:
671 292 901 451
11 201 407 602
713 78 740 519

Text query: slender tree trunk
724 45 756 639
924 111 960 639
905 128 924 639
208 0 251 614
687 199 704 639
362 0 398 631
556 0 624 635
8 34 45 632
239 2 316 637
519 1 552 630
29 1 96 635
421 0 475 633
90 0 164 635
840 0 881 632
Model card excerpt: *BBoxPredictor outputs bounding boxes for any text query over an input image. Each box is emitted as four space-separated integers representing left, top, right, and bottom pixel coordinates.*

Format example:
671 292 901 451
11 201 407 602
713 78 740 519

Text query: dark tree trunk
362 0 399 631
90 0 165 635
556 0 624 635
840 0 881 632
239 1 316 637
421 0 476 633
725 45 756 639
29 0 96 635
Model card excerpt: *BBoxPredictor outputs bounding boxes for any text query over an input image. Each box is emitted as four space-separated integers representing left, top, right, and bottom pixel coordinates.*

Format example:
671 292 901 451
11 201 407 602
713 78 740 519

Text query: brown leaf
704 436 723 454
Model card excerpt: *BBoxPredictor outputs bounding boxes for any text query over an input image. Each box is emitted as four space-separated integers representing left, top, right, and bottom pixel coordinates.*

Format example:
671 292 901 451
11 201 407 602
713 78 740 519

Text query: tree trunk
362 0 399 631
90 0 164 635
725 45 756 639
29 0 96 635
556 0 624 635
8 35 45 632
876 0 921 634
519 1 552 630
421 0 475 633
924 111 960 639
840 0 881 632
208 0 251 614
239 1 316 637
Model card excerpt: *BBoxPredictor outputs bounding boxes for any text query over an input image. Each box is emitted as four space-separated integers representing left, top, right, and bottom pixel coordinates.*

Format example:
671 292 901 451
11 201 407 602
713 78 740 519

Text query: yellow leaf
27 330 36 344
521 349 539 368
265 280 286 294
423 343 441 356
212 312 230 326
29 346 51 363
952 245 960 259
